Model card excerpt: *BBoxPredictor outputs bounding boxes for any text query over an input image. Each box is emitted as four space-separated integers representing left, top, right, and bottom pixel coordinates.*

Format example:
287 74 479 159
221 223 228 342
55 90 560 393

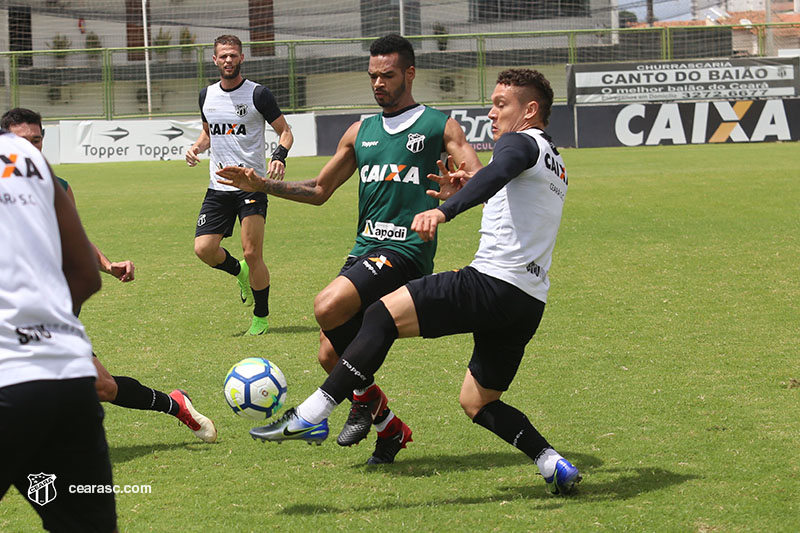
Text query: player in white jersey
0 130 118 530
248 69 582 495
186 34 294 336
2 107 217 444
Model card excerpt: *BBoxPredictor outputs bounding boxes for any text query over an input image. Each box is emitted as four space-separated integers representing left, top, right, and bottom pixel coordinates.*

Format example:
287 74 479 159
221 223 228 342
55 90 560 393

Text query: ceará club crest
234 104 248 117
406 133 425 153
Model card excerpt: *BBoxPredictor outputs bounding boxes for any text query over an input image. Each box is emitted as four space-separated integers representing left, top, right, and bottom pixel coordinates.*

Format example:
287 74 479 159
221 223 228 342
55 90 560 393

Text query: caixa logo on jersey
360 164 421 184
208 123 247 135
611 100 794 146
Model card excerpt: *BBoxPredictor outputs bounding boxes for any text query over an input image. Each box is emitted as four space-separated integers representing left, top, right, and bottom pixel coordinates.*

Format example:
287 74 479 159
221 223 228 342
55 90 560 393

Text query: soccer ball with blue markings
224 357 287 420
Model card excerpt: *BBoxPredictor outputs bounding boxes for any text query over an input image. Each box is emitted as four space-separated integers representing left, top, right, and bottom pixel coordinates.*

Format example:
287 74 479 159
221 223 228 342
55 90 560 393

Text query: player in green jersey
217 34 482 463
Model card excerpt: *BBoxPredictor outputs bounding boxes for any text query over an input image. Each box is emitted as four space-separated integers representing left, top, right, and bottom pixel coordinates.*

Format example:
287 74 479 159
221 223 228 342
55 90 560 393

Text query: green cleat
236 260 253 306
247 315 270 336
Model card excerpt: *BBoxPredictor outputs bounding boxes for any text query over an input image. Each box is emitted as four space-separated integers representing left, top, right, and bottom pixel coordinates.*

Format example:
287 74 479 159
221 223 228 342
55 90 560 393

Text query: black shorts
407 266 546 391
339 249 423 309
195 188 268 238
0 377 116 532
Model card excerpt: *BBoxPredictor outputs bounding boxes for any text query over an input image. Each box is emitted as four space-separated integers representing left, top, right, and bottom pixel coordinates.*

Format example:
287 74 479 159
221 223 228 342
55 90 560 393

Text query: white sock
296 389 338 424
373 411 395 432
536 448 563 479
353 380 375 397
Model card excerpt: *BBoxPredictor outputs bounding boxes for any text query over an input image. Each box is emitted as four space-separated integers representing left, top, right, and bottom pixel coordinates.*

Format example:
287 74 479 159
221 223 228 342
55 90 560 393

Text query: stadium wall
42 98 798 166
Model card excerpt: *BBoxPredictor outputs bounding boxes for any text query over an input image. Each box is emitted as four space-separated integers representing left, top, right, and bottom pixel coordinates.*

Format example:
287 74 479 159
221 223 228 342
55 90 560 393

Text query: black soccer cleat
336 388 388 447
366 420 412 465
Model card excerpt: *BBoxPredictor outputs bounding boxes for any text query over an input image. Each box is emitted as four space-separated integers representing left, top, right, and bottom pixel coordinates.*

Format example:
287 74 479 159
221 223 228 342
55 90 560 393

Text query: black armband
271 144 289 165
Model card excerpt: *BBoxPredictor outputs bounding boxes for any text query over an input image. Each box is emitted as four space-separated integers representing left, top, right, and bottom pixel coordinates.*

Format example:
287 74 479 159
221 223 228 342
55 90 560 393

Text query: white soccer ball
223 357 287 420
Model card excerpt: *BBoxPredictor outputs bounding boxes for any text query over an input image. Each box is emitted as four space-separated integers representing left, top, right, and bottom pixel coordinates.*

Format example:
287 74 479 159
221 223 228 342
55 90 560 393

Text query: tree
619 10 638 28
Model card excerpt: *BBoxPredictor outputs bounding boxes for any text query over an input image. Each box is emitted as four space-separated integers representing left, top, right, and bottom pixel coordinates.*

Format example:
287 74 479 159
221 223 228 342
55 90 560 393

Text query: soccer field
2 142 798 531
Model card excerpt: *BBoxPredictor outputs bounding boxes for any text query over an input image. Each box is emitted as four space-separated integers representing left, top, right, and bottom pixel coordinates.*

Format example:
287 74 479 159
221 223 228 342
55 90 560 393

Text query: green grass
2 142 798 531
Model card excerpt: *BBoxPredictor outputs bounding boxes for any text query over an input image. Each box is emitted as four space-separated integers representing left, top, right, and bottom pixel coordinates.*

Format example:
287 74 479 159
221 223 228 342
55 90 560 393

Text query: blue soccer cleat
544 458 582 495
250 408 328 445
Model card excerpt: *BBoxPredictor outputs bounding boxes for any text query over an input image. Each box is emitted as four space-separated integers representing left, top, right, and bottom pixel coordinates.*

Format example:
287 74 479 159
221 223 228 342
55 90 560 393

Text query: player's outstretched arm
217 121 361 206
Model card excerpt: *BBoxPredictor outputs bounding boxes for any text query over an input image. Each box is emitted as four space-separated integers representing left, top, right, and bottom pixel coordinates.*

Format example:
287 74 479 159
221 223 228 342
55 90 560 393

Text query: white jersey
470 128 567 303
200 79 282 191
0 131 95 389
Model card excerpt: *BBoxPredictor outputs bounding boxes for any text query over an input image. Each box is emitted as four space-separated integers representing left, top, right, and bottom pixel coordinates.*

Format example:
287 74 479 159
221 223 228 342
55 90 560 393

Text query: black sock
253 285 270 317
472 399 551 462
212 248 241 276
322 301 397 403
322 311 363 355
111 376 179 415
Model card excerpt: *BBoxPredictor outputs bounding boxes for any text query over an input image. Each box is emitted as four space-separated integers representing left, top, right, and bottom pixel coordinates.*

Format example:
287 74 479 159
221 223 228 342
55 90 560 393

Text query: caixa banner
576 98 798 147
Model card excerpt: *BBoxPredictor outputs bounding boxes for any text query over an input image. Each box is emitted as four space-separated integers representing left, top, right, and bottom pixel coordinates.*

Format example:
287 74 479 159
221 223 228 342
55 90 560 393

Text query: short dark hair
370 34 415 69
214 34 242 53
496 69 554 127
1 107 42 130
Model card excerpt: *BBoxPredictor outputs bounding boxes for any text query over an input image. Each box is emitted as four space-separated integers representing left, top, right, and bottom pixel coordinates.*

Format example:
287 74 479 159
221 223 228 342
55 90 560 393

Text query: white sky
618 0 719 22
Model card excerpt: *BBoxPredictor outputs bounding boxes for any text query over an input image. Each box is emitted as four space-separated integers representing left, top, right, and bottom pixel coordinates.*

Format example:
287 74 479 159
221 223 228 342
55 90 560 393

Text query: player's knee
241 247 261 266
95 375 118 402
459 392 484 420
313 292 341 329
194 241 214 264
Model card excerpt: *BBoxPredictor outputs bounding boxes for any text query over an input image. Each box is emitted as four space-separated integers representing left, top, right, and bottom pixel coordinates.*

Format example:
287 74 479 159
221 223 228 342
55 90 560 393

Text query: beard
374 79 406 108
219 62 241 80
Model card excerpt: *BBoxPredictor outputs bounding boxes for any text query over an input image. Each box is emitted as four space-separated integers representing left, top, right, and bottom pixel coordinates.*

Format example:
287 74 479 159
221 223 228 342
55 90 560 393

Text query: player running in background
238 69 582 495
0 128 117 530
2 108 217 444
185 34 294 336
217 34 481 464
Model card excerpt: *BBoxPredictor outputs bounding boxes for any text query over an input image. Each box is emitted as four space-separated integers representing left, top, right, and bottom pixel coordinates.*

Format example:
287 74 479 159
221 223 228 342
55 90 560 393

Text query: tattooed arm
217 122 360 206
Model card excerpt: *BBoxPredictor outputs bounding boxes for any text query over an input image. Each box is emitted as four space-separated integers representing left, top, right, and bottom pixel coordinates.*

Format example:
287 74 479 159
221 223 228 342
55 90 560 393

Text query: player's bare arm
186 123 211 167
64 180 135 282
53 172 101 308
444 117 482 177
217 121 361 206
267 115 294 181
93 245 135 282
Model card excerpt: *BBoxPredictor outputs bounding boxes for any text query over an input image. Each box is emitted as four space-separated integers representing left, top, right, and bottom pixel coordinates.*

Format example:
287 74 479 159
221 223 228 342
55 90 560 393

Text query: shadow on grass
230 324 320 337
280 450 698 515
109 442 199 464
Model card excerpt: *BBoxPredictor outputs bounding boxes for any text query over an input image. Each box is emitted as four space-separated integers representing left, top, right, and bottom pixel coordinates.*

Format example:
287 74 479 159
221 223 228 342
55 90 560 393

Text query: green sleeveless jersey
351 106 448 275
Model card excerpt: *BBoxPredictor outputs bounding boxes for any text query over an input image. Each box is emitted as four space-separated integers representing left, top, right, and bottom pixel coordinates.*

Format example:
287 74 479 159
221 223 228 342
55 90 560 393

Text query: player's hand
108 260 135 282
216 166 264 192
267 159 286 181
425 156 468 200
185 146 201 167
411 208 446 242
